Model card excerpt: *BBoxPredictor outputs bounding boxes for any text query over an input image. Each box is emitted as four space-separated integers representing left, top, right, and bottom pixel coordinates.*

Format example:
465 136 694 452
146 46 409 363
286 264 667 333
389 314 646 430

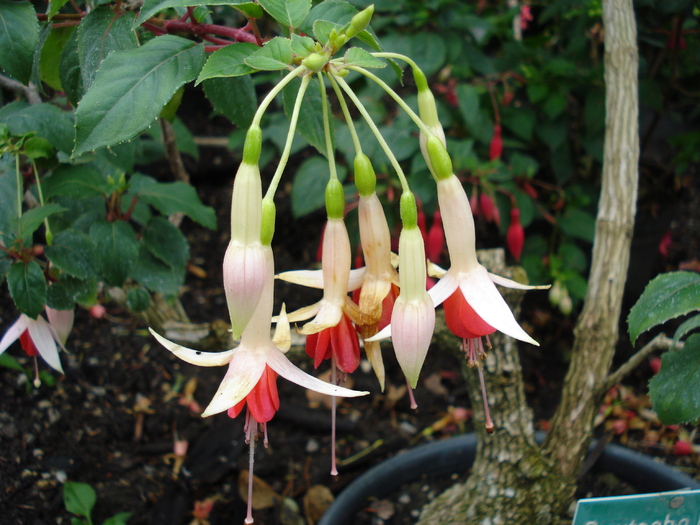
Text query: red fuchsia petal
489 124 503 161
228 400 246 419
306 329 332 369
658 230 672 259
246 366 280 424
427 209 445 264
506 207 525 262
332 314 360 374
378 285 399 331
19 330 38 357
444 290 496 339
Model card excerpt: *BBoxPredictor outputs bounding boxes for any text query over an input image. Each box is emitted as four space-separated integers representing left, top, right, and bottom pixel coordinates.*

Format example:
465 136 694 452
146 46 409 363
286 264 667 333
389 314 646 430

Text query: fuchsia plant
145 6 547 522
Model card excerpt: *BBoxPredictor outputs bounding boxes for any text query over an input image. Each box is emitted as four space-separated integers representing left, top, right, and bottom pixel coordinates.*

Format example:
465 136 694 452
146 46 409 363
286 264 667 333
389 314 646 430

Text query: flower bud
243 125 262 165
346 5 374 40
425 135 453 181
489 123 503 161
302 52 328 72
325 179 345 220
354 154 376 197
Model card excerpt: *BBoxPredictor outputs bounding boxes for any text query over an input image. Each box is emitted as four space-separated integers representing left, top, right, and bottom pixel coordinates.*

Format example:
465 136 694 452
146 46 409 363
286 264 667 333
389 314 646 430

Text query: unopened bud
325 179 345 219
302 52 327 72
354 154 376 196
425 135 453 180
346 5 374 40
243 125 262 165
400 191 418 229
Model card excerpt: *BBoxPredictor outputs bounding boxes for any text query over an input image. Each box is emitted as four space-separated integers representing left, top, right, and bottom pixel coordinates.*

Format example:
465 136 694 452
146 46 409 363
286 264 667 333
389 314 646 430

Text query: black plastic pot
318 434 700 525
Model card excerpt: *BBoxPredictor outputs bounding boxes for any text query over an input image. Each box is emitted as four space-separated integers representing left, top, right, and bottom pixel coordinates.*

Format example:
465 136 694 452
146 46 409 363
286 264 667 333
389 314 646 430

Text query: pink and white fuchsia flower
0 307 73 385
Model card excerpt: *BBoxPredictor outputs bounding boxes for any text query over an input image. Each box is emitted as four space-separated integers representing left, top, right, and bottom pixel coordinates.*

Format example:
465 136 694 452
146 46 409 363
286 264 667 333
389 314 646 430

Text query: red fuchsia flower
489 123 503 161
422 136 547 431
151 247 364 422
351 155 401 389
506 207 525 262
0 308 73 382
520 5 533 31
369 192 435 407
427 209 445 265
479 192 500 225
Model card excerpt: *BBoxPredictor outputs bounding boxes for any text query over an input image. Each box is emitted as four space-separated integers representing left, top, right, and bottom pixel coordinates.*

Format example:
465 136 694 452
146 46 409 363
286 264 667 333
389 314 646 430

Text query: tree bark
418 0 639 522
542 0 639 488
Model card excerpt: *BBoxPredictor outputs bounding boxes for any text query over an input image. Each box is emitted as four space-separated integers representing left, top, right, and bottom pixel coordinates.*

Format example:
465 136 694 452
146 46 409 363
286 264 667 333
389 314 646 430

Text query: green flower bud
302 52 328 72
346 5 374 40
325 179 345 219
353 154 376 196
400 191 418 229
425 135 453 180
261 197 276 246
243 125 262 165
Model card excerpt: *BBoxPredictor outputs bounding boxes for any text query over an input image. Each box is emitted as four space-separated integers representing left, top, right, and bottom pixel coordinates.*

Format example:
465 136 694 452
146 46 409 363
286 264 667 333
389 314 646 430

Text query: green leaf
196 42 258 83
258 0 310 29
64 481 97 520
557 207 595 243
77 8 139 91
8 260 47 319
282 75 330 156
135 0 257 27
456 84 491 145
649 334 700 425
628 272 700 344
73 35 205 157
0 0 39 85
291 34 315 57
59 28 84 106
48 0 71 19
244 37 293 71
672 314 700 348
43 165 110 200
129 173 216 229
0 102 75 154
0 352 25 372
44 230 97 279
130 245 183 295
502 107 535 142
291 156 346 217
40 26 75 91
542 89 567 119
46 280 76 310
22 137 55 159
343 47 385 68
17 203 66 240
125 287 151 313
89 219 139 286
202 76 256 128
0 154 20 244
103 512 132 525
142 216 189 269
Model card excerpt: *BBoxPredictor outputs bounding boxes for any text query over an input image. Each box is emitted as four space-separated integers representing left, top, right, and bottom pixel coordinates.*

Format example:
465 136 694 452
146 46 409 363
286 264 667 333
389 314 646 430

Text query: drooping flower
151 246 366 421
224 126 267 340
506 206 524 262
0 309 70 385
489 123 503 161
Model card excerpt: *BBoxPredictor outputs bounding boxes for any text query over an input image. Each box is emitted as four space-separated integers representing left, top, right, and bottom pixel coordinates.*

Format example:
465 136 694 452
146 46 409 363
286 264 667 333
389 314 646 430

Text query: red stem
164 20 258 44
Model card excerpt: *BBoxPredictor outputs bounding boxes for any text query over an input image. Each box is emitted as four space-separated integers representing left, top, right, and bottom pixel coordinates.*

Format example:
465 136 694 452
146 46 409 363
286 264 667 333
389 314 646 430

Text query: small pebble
306 438 320 453
398 493 411 504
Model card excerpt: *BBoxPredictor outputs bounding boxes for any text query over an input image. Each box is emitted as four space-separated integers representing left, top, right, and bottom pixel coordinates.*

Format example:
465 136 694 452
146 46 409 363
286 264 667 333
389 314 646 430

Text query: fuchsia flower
489 123 503 161
506 207 525 262
0 307 73 385
150 246 365 421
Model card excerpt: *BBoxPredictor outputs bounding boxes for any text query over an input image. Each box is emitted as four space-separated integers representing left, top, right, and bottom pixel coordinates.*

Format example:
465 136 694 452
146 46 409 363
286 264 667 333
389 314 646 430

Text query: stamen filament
406 377 418 409
245 413 256 524
330 357 338 476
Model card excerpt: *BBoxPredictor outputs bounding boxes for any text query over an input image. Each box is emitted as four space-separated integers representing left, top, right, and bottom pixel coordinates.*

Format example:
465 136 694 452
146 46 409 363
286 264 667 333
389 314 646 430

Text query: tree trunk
418 0 639 522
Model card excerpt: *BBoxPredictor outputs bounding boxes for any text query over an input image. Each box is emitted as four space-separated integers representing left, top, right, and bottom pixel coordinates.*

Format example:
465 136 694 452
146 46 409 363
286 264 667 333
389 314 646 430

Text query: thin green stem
331 72 410 192
347 65 431 136
250 66 308 129
14 154 21 219
264 73 312 201
317 73 338 181
326 72 362 156
372 51 419 71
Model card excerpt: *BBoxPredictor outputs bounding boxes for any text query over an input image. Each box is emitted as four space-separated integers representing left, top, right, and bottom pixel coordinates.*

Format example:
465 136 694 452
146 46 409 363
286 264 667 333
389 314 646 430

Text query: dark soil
1 151 699 525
